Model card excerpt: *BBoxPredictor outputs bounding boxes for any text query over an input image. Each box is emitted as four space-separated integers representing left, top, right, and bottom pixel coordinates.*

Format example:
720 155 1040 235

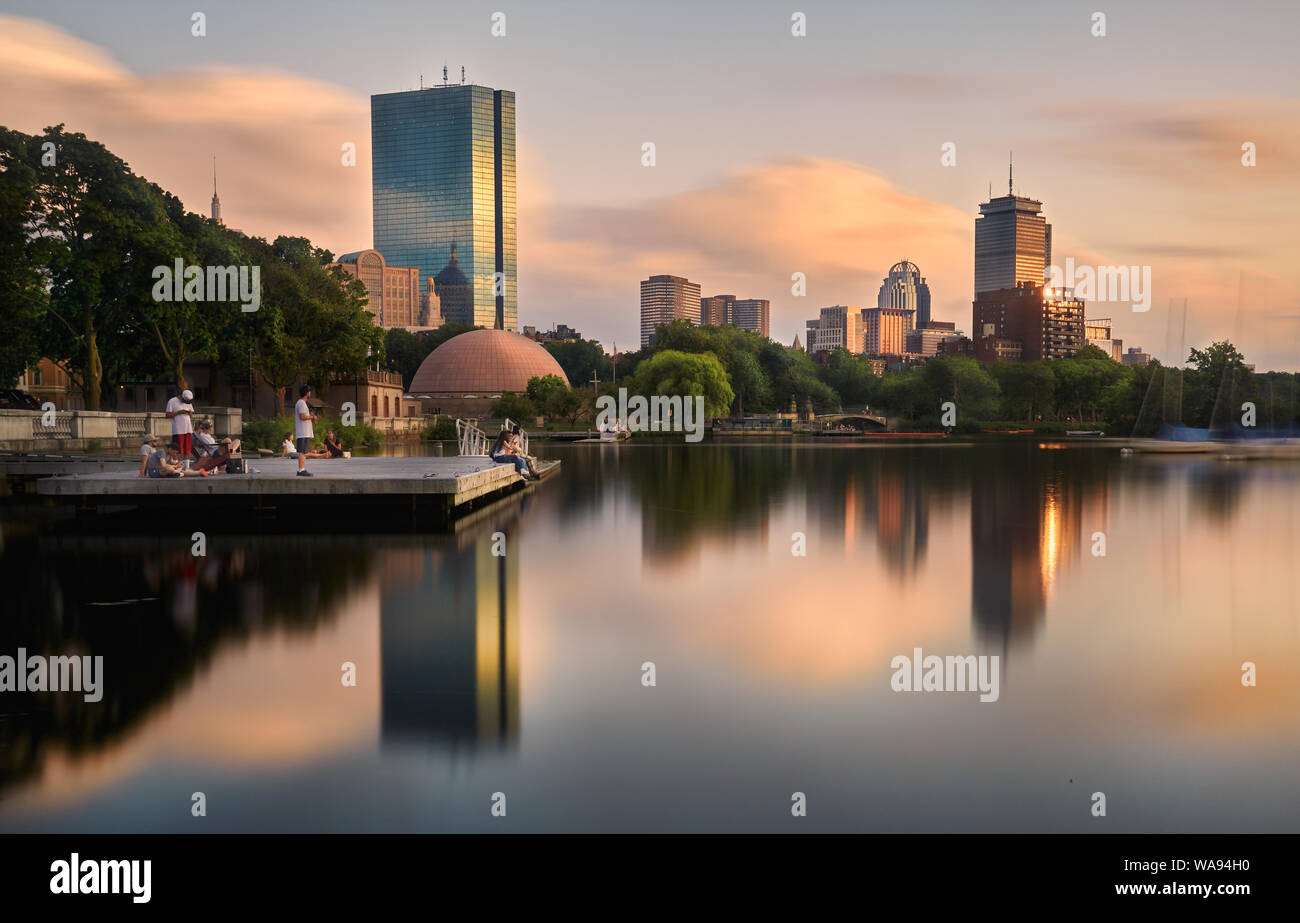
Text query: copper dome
410 329 570 394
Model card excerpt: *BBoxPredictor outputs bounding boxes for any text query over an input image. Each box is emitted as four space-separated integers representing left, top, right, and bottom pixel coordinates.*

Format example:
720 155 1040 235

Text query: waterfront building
972 282 1084 362
641 275 701 346
1084 318 1123 361
877 260 932 327
409 328 569 417
328 249 425 329
974 163 1051 297
372 82 516 330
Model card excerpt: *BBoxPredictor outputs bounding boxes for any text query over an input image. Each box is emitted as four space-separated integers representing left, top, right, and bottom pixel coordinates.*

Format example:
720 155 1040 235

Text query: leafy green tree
491 392 537 421
1183 340 1258 429
923 357 1001 421
991 361 1055 422
631 349 735 418
30 125 176 409
544 338 613 388
820 348 878 407
0 127 46 387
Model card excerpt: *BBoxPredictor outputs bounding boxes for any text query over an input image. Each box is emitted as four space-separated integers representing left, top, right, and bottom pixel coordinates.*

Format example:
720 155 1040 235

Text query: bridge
815 411 888 431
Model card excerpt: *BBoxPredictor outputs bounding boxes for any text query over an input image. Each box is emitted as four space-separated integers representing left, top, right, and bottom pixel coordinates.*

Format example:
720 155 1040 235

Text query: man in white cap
166 388 195 468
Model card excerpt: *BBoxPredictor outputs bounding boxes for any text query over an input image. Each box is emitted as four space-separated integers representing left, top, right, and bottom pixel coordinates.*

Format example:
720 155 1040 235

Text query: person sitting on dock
138 435 160 477
147 441 210 478
490 427 531 479
323 430 344 458
506 425 539 478
194 419 217 459
279 433 297 458
193 438 234 474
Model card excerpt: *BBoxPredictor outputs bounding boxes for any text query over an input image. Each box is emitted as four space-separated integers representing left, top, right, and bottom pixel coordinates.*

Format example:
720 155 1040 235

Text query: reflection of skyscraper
372 83 517 330
380 536 519 747
874 467 929 574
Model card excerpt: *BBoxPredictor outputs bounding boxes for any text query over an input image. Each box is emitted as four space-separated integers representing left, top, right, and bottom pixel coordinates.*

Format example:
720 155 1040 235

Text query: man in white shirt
166 389 195 469
294 384 318 476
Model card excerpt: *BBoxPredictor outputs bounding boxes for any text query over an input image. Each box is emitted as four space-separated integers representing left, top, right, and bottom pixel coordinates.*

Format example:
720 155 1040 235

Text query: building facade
904 320 961 358
972 282 1084 362
974 189 1051 297
700 295 770 338
641 275 701 346
877 260 932 328
1122 347 1151 367
371 83 516 331
806 306 864 355
329 249 430 329
862 306 913 356
700 295 734 327
1084 318 1123 361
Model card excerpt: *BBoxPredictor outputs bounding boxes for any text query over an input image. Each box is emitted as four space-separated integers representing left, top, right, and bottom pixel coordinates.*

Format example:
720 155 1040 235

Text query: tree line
0 125 381 412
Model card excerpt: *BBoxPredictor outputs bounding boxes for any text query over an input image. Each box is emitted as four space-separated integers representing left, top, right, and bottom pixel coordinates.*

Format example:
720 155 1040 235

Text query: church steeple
211 156 222 225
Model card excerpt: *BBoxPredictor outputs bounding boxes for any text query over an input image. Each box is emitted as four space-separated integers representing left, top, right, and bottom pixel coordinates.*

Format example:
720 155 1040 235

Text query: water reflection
1 441 1297 831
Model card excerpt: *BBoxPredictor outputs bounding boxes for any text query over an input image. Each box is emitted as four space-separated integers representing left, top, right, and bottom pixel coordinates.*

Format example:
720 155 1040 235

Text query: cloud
0 15 371 251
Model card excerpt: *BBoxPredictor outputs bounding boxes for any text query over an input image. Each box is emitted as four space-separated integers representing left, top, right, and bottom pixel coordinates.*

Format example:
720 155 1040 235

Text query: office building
862 306 913 356
641 275 701 346
372 81 516 330
329 249 426 329
806 306 865 355
905 321 962 358
972 282 1084 362
974 165 1051 296
1084 318 1123 362
1122 347 1152 367
878 260 932 327
700 295 734 327
700 295 771 338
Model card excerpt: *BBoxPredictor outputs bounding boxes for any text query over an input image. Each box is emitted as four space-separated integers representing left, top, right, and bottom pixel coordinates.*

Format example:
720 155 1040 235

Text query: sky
1 0 1297 369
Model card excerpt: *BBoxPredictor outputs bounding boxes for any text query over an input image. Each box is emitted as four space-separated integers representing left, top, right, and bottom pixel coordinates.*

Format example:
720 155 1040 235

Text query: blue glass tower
372 83 517 330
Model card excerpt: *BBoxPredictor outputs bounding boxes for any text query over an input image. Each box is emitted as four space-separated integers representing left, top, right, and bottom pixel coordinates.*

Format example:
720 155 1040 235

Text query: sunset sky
1 0 1297 369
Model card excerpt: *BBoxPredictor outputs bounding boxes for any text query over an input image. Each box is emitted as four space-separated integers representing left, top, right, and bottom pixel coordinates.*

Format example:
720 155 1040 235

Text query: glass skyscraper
372 83 517 331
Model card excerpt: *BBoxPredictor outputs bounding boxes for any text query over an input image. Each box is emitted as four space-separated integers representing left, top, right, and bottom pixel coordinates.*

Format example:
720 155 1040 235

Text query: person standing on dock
294 385 318 477
166 389 195 469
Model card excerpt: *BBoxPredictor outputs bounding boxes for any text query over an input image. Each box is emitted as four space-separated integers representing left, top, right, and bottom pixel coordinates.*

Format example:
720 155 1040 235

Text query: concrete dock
31 456 560 527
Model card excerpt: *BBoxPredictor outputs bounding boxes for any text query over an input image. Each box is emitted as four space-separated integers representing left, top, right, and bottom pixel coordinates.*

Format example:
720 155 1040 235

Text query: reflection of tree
0 535 374 795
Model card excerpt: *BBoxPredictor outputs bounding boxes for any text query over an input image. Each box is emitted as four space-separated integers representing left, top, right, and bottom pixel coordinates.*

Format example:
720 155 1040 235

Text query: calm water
1 441 1297 832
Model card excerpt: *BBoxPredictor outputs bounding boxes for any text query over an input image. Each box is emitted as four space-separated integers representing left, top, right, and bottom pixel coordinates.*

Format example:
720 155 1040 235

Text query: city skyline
1 3 1296 369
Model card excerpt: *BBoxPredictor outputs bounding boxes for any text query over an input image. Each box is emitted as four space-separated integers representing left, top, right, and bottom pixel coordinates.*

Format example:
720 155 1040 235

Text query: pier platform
32 456 560 527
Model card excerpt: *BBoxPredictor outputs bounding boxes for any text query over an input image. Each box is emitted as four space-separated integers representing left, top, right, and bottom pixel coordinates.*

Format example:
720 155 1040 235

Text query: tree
992 361 1056 422
544 338 612 388
923 357 1001 421
491 392 536 421
0 128 46 387
631 349 735 418
1184 340 1257 429
31 125 176 409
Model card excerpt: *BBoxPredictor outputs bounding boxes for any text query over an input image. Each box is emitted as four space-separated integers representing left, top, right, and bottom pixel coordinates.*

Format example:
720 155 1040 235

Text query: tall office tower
731 298 771 338
700 294 735 326
877 260 931 327
974 162 1051 296
641 275 701 346
372 82 516 331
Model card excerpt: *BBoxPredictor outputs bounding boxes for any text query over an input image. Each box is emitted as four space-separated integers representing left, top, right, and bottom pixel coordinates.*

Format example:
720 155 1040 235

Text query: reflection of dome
410 329 570 394
434 244 470 288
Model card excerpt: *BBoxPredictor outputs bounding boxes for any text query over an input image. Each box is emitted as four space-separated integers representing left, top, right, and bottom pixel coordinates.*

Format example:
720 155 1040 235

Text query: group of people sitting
139 419 243 478
490 424 539 480
279 430 344 460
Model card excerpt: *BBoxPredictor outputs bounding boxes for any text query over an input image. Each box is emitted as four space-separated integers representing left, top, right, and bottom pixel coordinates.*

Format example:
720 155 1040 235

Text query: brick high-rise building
641 274 701 346
972 282 1084 362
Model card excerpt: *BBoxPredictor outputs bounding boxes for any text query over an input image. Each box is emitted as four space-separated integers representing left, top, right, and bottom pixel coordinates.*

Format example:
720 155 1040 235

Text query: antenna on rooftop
442 65 449 86
1008 151 1014 196
419 73 423 89
461 66 466 84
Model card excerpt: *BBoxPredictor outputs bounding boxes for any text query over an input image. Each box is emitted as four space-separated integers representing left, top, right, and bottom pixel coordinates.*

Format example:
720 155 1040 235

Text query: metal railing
456 418 530 457
456 418 491 456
